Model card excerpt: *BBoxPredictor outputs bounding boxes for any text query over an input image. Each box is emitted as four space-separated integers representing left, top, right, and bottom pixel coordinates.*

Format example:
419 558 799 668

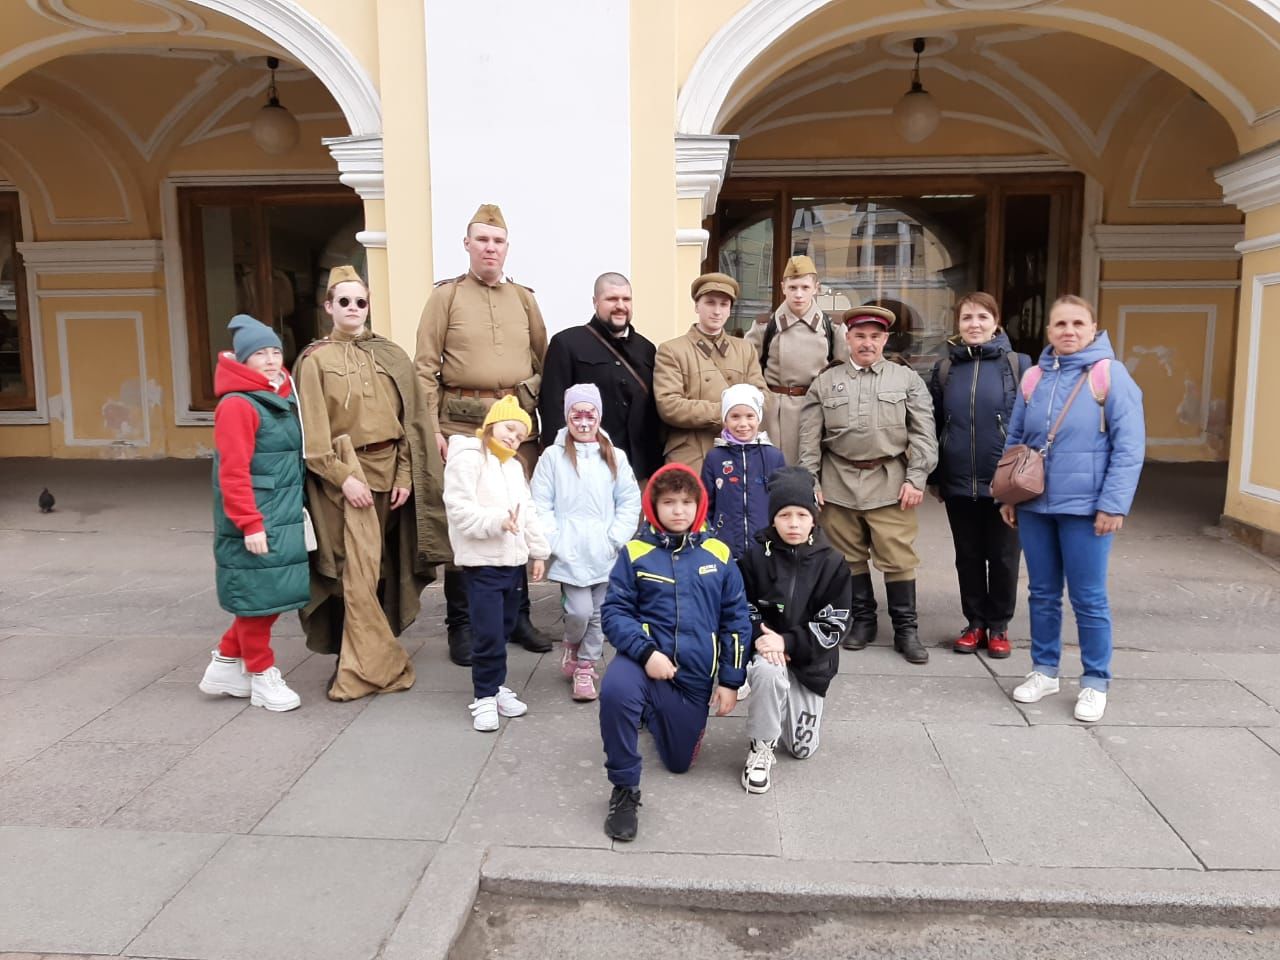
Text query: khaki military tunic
653 325 769 471
798 358 937 510
414 272 548 440
295 327 411 492
745 304 848 464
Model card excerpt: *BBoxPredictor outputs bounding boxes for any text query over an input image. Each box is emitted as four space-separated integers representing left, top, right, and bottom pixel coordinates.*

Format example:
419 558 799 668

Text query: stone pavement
1 458 1279 959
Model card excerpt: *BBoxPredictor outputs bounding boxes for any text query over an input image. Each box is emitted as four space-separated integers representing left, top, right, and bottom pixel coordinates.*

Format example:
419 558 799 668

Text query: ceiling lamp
250 56 300 156
893 38 941 144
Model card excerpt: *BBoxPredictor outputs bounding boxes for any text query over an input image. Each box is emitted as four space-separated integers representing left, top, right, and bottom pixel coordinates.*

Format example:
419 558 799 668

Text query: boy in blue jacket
598 462 751 841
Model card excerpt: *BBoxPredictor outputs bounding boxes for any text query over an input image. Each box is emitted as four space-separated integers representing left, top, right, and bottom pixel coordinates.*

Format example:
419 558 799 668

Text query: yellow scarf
485 437 517 463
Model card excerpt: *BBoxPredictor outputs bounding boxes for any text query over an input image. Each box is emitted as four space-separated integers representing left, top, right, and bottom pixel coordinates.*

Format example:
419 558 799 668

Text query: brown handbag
991 370 1089 505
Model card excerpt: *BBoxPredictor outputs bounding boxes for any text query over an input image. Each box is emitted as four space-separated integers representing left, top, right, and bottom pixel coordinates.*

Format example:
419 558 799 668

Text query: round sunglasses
334 296 368 309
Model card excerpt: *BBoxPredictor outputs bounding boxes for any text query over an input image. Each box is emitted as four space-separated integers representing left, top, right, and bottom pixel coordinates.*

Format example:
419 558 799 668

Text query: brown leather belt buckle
355 439 395 454
849 457 889 470
768 384 808 397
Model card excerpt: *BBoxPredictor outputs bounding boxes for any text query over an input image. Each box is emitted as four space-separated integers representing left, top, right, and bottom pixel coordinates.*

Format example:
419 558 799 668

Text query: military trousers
820 501 920 580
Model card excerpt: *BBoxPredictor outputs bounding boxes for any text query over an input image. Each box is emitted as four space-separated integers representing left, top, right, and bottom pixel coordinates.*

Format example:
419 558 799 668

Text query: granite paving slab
0 634 109 680
838 643 994 678
983 648 1228 681
1202 653 1280 709
824 675 1027 725
67 681 246 745
1000 678 1280 727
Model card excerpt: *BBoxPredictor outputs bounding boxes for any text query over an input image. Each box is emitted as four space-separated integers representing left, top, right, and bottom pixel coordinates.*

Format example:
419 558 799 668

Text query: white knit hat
721 383 764 422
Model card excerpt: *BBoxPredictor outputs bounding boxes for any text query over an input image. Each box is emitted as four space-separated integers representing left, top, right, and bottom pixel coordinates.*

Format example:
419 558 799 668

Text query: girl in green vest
199 314 309 711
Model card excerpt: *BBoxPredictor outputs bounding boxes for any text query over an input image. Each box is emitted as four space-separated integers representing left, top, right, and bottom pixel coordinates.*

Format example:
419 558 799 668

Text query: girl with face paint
530 383 642 701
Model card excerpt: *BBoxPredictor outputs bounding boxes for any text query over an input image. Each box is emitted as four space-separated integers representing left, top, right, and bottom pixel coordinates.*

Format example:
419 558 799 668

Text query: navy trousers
462 565 522 699
599 655 709 788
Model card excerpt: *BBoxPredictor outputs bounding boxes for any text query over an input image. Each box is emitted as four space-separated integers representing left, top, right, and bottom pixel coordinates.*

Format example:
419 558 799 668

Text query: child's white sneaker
1074 687 1108 722
495 685 528 718
736 679 751 701
470 696 499 731
741 738 777 794
1012 671 1059 703
249 667 301 712
198 651 251 698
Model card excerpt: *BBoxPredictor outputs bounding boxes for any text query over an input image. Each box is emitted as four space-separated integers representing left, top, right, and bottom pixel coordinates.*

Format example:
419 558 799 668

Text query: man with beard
539 272 662 483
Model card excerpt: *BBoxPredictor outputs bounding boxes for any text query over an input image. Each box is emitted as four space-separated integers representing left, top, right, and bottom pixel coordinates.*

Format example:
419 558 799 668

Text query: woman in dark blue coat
999 295 1144 723
928 292 1032 659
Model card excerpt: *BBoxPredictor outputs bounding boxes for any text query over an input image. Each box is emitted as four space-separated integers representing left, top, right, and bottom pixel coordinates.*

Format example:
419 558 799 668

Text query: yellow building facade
0 0 1276 548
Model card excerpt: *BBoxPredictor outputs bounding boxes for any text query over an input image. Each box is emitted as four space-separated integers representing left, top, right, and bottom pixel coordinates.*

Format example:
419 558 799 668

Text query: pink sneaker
560 643 580 678
571 661 598 701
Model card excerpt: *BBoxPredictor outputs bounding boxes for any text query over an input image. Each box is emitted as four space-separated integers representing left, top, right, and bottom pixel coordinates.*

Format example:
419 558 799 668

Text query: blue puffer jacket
928 331 1032 499
602 463 751 703
1004 332 1145 516
530 428 642 587
701 438 787 558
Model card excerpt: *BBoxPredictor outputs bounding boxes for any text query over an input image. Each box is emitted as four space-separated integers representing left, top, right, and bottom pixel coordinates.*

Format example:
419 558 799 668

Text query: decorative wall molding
1236 230 1280 254
731 154 1073 177
55 310 151 448
1216 141 1280 212
1099 279 1241 289
1242 271 1280 503
1129 96 1229 208
1092 224 1244 261
676 228 710 247
355 229 386 249
17 240 163 274
324 133 384 200
1115 304 1217 448
675 133 736 219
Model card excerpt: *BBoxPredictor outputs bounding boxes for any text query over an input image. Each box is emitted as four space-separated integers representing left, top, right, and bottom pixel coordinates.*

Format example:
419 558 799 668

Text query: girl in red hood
199 314 308 712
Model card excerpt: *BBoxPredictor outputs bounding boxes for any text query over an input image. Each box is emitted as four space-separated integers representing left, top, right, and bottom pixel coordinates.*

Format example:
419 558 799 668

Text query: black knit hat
767 466 819 522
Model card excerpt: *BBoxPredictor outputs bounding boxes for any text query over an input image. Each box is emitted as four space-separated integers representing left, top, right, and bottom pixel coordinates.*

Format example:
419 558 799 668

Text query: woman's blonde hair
1049 294 1096 324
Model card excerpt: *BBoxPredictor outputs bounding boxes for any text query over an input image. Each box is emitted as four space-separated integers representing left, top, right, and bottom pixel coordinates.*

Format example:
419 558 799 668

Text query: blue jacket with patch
701 437 787 559
602 463 752 703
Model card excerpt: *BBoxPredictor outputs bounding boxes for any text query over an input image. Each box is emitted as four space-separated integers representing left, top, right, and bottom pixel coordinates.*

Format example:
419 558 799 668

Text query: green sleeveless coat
212 389 310 616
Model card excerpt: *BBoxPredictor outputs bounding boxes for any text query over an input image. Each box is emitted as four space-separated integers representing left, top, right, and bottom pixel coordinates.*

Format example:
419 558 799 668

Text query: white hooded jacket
442 434 550 568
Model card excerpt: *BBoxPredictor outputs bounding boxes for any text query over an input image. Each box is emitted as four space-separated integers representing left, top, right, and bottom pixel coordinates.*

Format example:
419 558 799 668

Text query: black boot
443 569 472 666
886 579 928 664
604 785 642 841
844 572 877 650
509 574 553 653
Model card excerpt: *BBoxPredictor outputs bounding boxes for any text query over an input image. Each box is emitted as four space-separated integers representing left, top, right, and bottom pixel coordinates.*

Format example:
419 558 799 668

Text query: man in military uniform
745 255 848 465
798 305 937 664
653 272 768 472
539 272 662 482
414 203 552 665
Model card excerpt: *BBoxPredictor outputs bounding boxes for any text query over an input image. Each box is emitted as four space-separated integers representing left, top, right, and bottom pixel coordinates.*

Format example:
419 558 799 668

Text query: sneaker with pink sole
571 661 599 701
560 642 581 679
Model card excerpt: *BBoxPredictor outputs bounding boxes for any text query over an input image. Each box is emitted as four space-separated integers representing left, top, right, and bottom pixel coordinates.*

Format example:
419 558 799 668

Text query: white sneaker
469 696 499 732
1013 671 1060 703
736 679 751 701
741 738 777 794
495 685 528 718
249 666 301 712
1075 687 1108 722
198 651 250 698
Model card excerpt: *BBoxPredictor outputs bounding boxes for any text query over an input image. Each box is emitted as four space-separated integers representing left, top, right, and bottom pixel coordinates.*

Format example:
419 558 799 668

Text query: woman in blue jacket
928 292 1032 659
999 295 1145 722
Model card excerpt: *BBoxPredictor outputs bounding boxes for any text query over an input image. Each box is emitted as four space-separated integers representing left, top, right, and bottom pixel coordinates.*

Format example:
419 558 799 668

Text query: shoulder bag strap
584 323 651 397
1044 371 1090 451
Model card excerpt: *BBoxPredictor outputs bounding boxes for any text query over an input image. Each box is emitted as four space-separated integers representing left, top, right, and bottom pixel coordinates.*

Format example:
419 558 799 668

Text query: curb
480 846 1280 927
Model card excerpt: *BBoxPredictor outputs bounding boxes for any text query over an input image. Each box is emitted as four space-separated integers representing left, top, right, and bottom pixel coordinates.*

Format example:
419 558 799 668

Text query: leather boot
509 574 553 653
844 572 877 650
886 579 928 664
443 569 472 666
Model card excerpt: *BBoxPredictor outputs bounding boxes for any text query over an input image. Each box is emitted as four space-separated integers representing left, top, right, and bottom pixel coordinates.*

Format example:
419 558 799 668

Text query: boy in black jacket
738 466 853 793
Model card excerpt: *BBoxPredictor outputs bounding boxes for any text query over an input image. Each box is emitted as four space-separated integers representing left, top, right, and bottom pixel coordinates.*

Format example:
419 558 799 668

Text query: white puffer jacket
443 435 550 568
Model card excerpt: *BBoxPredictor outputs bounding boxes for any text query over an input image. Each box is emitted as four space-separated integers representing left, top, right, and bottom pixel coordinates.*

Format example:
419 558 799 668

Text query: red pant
218 614 280 673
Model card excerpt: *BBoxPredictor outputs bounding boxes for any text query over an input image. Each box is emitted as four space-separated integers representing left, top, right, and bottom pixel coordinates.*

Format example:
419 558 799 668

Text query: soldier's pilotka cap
326 264 364 291
782 255 818 280
469 204 507 231
691 272 740 302
842 305 897 328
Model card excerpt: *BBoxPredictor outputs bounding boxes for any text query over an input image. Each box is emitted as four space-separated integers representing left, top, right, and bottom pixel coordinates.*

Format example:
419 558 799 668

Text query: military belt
444 386 516 400
767 384 809 397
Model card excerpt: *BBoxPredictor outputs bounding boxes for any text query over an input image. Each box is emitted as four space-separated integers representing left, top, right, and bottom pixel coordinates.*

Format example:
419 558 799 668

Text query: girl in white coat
531 384 641 701
443 395 550 731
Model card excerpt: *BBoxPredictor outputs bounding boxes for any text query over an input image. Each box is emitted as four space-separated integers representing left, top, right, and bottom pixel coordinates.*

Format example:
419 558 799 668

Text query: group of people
200 203 1146 843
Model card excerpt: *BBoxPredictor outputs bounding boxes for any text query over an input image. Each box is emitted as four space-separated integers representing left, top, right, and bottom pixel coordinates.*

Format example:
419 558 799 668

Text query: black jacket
737 526 851 697
539 316 663 480
928 330 1032 500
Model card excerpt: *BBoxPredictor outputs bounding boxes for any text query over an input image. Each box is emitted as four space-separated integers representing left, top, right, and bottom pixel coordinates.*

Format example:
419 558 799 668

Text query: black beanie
767 466 819 522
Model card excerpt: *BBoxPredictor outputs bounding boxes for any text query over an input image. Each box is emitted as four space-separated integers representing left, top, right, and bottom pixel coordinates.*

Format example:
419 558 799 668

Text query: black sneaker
604 786 641 841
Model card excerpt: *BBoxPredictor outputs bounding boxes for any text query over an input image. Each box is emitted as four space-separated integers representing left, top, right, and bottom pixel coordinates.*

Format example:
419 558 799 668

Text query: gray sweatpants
745 656 825 758
563 582 608 662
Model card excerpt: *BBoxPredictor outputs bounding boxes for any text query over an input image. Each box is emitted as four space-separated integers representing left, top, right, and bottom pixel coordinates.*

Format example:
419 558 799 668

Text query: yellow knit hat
477 394 531 437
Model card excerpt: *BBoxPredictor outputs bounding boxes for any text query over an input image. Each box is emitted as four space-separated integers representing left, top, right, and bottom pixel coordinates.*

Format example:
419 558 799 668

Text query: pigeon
38 488 55 513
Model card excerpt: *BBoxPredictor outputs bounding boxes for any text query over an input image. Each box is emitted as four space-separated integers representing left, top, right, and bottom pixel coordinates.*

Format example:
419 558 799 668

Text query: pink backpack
1020 359 1111 433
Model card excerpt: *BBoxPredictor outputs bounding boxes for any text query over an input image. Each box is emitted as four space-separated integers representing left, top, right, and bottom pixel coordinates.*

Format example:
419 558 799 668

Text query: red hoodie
213 351 294 536
640 462 709 535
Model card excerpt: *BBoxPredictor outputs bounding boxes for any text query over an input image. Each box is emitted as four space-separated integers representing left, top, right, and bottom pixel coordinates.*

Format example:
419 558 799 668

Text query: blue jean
461 565 523 700
1016 510 1114 692
599 655 708 788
